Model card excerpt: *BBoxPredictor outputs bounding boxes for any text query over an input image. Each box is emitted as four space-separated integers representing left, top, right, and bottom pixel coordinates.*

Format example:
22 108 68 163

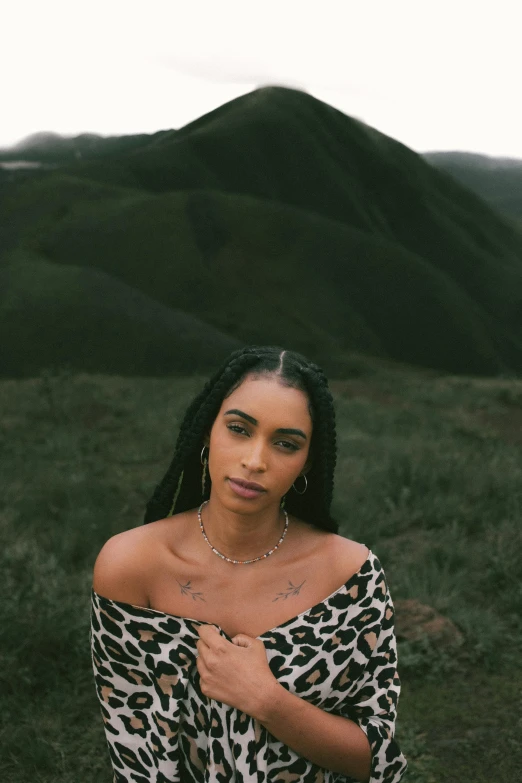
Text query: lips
228 477 266 499
229 477 266 491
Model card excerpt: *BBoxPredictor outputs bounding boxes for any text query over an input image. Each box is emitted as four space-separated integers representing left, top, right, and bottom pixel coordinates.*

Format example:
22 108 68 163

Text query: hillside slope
18 188 509 374
0 253 240 377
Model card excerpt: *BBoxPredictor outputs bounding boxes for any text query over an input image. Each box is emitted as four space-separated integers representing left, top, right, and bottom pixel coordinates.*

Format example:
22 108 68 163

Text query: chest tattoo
176 580 206 602
175 578 307 604
273 579 306 602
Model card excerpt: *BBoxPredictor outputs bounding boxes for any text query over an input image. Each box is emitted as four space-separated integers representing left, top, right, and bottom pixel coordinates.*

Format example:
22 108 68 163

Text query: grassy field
1 361 521 782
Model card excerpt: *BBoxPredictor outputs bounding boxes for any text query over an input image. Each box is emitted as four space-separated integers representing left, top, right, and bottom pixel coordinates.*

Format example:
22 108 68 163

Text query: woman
91 346 407 782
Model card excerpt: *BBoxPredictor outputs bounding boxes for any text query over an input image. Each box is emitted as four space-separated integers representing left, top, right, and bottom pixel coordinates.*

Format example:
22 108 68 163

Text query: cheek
207 428 235 472
275 450 309 481
294 451 310 475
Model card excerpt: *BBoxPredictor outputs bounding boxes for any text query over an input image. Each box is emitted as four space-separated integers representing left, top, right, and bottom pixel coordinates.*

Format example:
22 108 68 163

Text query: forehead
220 375 312 428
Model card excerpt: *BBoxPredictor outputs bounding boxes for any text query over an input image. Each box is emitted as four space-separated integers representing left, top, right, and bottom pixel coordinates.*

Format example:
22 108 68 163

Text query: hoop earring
201 446 209 497
292 474 308 495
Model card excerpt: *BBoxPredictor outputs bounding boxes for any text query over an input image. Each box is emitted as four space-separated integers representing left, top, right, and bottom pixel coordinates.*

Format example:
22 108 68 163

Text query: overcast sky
2 0 522 157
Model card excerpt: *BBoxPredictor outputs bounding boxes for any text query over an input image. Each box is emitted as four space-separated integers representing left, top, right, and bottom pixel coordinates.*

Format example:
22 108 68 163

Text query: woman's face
206 373 313 513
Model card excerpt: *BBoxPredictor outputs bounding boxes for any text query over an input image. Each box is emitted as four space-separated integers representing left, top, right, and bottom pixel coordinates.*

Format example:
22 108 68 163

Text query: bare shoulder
289 518 370 581
92 525 151 605
92 511 193 605
327 533 370 576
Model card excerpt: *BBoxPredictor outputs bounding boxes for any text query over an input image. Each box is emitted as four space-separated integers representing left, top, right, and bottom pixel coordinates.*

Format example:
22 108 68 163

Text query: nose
241 438 267 473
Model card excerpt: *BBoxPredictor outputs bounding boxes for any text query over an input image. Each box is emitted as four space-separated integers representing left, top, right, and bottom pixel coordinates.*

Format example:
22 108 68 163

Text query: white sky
2 0 522 157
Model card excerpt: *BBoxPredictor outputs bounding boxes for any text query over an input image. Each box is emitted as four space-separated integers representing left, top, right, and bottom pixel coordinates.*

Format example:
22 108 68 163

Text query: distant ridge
1 86 521 377
425 151 522 221
0 130 168 163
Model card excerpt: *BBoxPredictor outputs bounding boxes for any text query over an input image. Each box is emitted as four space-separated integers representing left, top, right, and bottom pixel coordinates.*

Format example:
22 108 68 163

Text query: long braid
143 346 338 531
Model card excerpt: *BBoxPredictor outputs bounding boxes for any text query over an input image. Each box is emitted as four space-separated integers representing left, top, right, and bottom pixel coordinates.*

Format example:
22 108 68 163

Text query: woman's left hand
196 625 279 718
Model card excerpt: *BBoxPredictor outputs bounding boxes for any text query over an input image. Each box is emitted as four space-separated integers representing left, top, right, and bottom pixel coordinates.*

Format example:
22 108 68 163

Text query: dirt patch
395 599 465 649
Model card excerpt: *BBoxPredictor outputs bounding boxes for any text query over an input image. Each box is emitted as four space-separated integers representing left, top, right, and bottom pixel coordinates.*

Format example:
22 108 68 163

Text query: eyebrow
224 409 308 440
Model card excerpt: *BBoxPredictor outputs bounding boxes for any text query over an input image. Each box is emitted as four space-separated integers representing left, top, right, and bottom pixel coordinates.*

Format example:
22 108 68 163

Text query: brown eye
276 440 299 452
227 424 249 436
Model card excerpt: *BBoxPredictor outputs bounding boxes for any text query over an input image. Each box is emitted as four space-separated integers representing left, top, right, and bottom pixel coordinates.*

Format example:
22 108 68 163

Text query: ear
203 433 210 447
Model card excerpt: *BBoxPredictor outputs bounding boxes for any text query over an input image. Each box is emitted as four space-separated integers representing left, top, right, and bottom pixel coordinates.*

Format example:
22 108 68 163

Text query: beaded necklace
197 500 289 565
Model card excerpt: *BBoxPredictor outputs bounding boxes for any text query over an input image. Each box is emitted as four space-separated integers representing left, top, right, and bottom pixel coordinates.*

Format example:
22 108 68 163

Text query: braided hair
143 346 338 532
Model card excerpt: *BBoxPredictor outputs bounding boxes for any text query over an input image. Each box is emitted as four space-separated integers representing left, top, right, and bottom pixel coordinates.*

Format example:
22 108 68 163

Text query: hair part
143 346 338 532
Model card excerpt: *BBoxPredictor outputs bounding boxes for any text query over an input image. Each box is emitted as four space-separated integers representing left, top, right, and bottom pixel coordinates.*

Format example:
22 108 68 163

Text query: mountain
425 151 522 221
1 86 521 378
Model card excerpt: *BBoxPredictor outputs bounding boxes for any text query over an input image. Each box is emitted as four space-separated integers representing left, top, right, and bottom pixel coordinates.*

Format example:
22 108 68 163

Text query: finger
197 624 221 642
231 633 255 647
196 640 212 662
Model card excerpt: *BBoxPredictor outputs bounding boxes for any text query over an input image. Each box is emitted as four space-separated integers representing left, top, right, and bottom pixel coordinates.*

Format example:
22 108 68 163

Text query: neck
199 496 287 562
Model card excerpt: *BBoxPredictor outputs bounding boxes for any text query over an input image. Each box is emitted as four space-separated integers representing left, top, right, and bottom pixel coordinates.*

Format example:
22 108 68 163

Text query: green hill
1 86 522 377
13 187 507 373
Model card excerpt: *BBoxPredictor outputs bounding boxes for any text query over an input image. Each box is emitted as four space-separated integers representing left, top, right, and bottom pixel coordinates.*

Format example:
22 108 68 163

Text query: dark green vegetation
2 363 521 782
425 151 522 222
1 87 522 377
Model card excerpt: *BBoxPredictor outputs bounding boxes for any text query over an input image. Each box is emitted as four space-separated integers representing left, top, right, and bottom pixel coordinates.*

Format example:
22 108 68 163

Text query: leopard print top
90 550 407 782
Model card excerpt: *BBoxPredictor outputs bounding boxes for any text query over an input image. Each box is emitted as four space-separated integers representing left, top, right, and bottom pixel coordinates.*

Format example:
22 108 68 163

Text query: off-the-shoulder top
90 549 407 782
